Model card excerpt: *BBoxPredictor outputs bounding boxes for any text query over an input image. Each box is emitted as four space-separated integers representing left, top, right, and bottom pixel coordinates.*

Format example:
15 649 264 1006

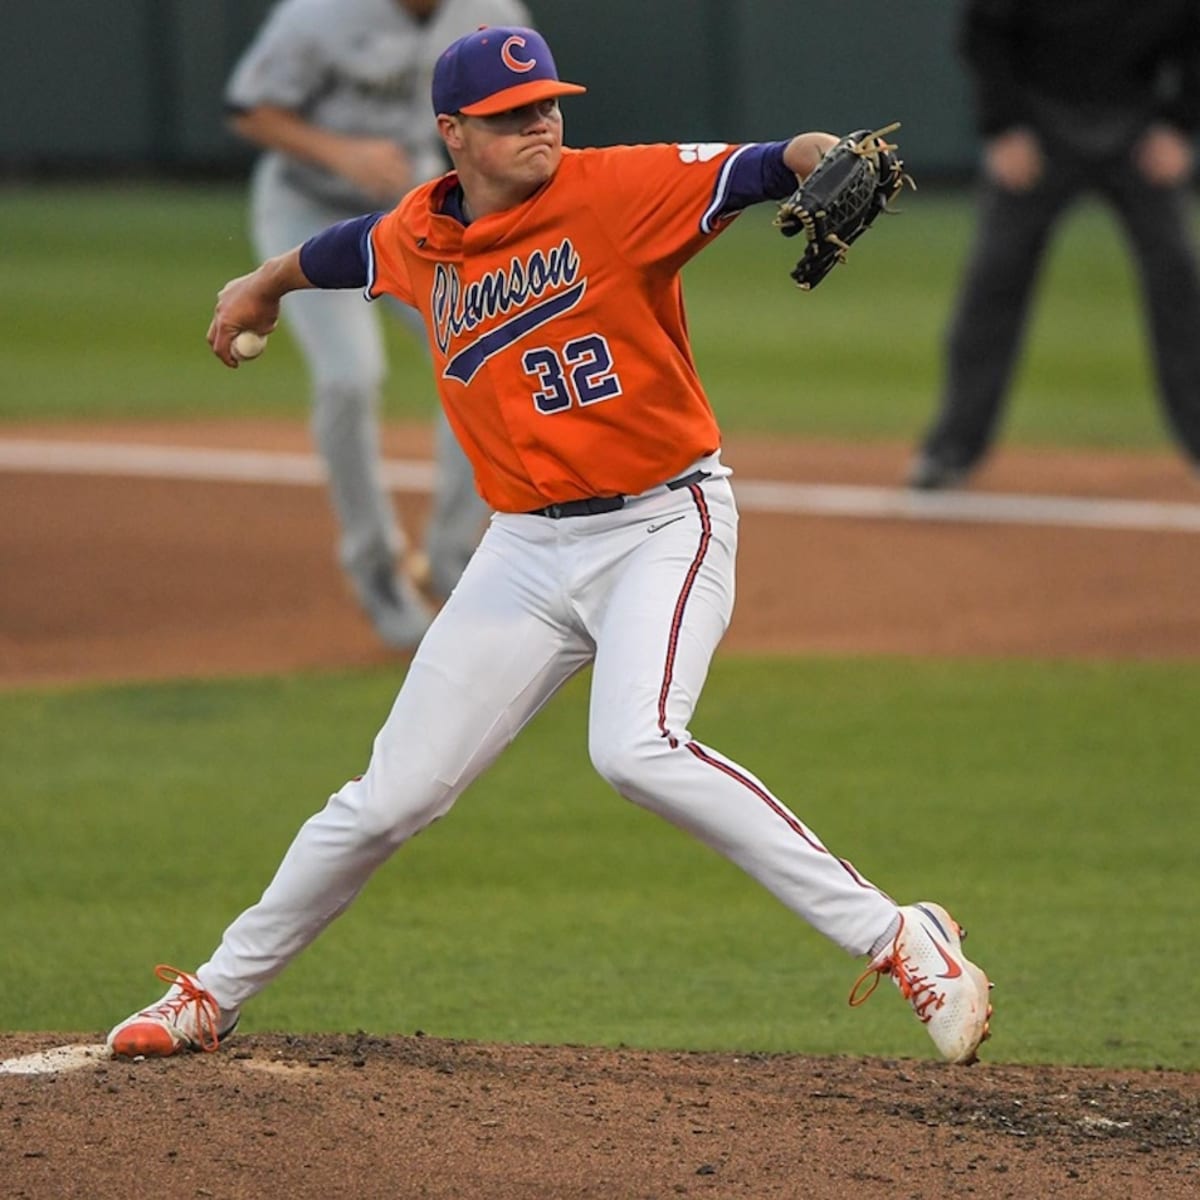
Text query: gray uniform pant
922 151 1200 470
250 157 487 597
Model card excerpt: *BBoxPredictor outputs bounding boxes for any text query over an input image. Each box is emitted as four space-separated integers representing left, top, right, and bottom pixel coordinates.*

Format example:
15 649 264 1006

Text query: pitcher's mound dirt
2 1032 1199 1199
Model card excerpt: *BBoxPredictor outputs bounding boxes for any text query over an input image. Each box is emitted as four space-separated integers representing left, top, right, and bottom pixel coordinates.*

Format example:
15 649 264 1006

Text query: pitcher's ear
438 113 465 152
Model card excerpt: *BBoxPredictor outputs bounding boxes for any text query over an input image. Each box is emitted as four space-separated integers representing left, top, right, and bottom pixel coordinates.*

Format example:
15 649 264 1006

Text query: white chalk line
0 1043 109 1076
0 1042 301 1077
2 437 1200 534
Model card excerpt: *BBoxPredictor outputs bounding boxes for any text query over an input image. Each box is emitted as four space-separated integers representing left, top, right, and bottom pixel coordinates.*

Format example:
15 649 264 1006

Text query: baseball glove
775 123 912 290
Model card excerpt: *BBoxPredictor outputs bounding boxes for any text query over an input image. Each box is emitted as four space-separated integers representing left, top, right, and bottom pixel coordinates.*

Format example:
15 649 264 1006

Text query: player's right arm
228 105 414 204
224 0 412 202
207 213 399 367
206 251 308 368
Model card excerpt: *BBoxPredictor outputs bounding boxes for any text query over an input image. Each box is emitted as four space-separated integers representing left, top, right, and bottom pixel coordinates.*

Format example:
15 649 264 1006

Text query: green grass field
0 180 1171 448
1 183 1196 1070
1 661 1196 1068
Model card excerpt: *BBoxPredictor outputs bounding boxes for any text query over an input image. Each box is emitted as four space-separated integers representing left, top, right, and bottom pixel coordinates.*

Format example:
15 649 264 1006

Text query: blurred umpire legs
910 155 1200 489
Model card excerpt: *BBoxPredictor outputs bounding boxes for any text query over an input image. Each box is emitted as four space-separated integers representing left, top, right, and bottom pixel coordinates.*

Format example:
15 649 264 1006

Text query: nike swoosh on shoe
925 926 964 979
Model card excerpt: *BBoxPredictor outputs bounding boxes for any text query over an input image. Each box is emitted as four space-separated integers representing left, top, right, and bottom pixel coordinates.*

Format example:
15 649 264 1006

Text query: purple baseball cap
432 26 586 116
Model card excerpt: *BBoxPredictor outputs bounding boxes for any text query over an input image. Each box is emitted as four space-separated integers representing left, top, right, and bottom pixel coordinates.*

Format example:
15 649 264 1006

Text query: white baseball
232 330 268 361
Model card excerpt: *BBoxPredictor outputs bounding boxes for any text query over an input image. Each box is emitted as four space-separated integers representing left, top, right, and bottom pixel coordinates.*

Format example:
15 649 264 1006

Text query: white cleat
107 964 239 1058
850 902 993 1064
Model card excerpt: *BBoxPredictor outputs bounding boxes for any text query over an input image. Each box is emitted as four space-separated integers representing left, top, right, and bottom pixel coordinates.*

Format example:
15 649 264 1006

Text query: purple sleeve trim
700 140 798 233
298 212 385 290
726 139 799 205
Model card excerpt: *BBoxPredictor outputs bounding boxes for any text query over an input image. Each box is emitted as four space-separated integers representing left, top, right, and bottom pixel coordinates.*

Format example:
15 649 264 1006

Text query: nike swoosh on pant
647 515 687 534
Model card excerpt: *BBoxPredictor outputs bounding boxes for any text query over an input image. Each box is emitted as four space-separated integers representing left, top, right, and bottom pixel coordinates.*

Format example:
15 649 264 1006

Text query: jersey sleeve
224 0 325 112
298 213 382 289
364 207 417 307
575 142 760 271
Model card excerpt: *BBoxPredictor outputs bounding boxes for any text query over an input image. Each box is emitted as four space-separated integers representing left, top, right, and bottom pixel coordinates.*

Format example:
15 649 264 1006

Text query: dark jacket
962 0 1200 140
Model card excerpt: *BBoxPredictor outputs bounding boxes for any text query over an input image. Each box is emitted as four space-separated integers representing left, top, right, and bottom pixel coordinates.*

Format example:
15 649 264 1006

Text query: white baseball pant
197 461 899 1008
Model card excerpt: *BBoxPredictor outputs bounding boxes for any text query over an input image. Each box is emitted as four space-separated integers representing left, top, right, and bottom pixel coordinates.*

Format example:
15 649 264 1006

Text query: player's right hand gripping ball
232 330 268 361
776 123 913 290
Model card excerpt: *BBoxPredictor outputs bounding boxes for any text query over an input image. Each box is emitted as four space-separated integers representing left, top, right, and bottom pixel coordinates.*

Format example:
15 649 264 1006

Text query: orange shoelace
891 956 946 1022
847 918 947 1024
146 963 222 1052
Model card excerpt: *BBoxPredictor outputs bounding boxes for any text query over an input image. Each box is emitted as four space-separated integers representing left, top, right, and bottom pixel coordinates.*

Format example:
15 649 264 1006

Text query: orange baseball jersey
366 143 749 513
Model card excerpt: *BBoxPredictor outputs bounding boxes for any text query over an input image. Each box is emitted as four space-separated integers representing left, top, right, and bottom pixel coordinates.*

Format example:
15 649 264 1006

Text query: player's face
453 99 564 191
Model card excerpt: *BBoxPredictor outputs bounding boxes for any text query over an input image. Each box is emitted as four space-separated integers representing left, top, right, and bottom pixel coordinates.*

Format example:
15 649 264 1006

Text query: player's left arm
705 134 838 229
589 136 835 269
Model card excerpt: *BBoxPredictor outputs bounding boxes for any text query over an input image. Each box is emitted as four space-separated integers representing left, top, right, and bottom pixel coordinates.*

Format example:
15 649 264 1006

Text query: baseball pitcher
110 26 993 1065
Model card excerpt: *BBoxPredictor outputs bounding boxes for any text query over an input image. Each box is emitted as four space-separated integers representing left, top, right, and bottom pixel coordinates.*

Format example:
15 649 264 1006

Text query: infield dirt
3 421 1199 688
2 1032 1198 1199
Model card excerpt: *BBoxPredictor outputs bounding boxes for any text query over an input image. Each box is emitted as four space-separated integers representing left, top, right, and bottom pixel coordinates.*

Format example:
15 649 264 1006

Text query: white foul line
733 479 1200 533
0 438 434 492
2 437 1200 534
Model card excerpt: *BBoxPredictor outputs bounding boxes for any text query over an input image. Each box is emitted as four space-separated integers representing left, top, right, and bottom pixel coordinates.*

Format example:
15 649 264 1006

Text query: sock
868 913 902 961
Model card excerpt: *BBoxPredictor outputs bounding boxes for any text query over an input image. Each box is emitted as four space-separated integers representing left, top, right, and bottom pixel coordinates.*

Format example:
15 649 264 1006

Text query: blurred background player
908 0 1200 490
225 0 532 644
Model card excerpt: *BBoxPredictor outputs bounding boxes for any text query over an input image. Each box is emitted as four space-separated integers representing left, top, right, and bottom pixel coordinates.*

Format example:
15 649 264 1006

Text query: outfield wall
0 0 975 176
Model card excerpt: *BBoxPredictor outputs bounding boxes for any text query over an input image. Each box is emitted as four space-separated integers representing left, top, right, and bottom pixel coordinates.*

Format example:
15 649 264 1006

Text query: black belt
527 469 711 519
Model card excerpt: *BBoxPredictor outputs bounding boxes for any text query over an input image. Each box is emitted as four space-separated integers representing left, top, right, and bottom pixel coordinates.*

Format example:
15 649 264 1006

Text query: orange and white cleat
107 964 239 1058
850 902 993 1064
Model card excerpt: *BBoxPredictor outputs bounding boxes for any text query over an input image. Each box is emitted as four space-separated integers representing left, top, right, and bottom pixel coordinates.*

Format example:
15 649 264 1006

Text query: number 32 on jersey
522 333 623 414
